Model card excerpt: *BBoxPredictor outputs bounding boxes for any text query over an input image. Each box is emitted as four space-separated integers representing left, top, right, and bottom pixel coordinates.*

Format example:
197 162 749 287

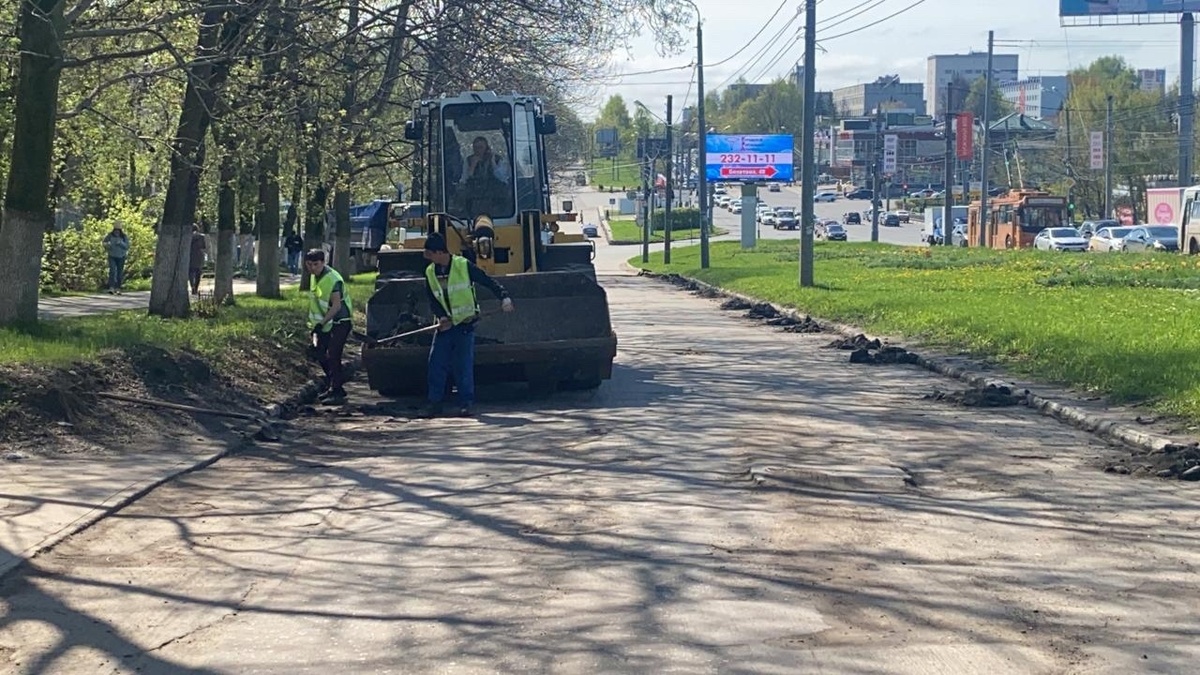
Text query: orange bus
967 191 1069 249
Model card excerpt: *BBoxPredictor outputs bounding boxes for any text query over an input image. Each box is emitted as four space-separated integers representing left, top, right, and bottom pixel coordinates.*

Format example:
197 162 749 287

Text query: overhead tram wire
817 0 931 42
816 0 893 32
704 0 793 68
713 11 802 90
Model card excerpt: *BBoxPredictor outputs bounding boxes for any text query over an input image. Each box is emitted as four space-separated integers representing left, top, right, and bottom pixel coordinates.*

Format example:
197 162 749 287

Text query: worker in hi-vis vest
304 249 353 405
419 232 513 418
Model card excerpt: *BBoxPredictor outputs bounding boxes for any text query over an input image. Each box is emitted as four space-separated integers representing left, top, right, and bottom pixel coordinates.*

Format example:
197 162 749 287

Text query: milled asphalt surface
4 231 1200 672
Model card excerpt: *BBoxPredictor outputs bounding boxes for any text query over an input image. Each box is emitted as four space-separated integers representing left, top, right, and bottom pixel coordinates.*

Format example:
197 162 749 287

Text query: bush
41 197 157 292
649 207 703 232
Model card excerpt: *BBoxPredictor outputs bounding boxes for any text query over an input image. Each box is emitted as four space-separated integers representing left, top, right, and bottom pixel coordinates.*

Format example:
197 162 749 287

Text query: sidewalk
37 274 301 320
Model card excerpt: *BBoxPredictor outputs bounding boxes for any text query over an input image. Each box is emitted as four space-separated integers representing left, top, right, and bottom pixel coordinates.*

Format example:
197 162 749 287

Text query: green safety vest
427 255 479 326
307 267 352 332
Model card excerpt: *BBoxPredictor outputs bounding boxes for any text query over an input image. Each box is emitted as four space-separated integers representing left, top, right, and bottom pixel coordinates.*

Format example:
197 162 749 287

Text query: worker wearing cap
305 249 353 404
421 232 513 417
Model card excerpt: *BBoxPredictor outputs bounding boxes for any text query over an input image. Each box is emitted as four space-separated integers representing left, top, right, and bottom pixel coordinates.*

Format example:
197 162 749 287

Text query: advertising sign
595 127 619 158
1061 0 1200 16
955 113 974 160
881 134 898 175
705 134 794 182
1089 131 1105 170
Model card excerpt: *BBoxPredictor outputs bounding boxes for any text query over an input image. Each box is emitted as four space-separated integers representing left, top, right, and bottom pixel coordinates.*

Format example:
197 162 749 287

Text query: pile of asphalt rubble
717 297 825 333
1106 442 1200 481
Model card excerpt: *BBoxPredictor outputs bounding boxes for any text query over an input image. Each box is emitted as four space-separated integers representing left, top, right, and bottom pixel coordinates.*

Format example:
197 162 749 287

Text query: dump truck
360 90 617 397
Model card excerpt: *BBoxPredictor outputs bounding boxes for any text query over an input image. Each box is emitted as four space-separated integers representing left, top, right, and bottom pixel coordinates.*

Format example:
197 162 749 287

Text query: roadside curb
1 352 365 581
637 269 1198 458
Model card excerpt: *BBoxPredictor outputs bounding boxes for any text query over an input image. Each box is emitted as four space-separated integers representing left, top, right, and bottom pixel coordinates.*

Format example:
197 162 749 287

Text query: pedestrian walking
304 249 354 404
419 232 514 418
188 224 207 295
285 232 304 275
102 224 130 294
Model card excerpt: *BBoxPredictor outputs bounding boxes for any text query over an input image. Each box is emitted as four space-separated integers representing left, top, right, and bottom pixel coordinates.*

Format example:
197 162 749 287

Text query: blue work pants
107 256 126 290
427 322 475 407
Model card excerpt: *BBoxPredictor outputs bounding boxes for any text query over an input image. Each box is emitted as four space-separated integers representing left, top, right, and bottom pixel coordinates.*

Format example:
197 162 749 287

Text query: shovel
352 322 442 347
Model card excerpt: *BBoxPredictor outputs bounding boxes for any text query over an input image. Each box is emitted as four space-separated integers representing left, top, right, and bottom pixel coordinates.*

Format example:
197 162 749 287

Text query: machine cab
407 91 557 227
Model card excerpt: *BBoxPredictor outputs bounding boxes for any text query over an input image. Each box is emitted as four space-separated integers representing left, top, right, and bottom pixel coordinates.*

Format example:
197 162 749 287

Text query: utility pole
641 145 650 263
1065 104 1073 221
1105 94 1114 219
943 83 955 247
696 18 710 269
664 95 673 264
1181 12 1195 190
871 107 882 242
978 30 994 248
800 0 816 286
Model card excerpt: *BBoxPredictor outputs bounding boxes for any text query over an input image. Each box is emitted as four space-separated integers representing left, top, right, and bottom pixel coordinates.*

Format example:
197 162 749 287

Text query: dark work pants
107 256 126 290
189 267 202 294
316 321 352 393
427 323 475 408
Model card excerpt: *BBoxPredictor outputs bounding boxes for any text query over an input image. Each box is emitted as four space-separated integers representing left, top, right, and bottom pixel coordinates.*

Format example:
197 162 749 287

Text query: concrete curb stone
637 268 1199 458
1 352 365 581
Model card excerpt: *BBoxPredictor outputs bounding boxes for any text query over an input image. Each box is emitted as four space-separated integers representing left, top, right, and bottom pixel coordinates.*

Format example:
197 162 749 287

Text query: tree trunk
0 0 65 325
331 0 359 277
256 147 281 297
214 143 237 303
300 138 324 292
332 182 352 275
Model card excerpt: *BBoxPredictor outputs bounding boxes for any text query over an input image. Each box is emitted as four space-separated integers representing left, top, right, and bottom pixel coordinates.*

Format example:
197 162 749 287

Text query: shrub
41 197 157 292
649 207 703 232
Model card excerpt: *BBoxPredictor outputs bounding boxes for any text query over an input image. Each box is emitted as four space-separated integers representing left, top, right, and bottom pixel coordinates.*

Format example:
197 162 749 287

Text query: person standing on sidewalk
419 232 514 418
285 232 304 275
304 249 353 404
102 224 130 294
188 224 207 295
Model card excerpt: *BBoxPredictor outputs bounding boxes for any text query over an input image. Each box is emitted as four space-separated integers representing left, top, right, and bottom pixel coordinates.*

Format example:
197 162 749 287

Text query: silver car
1122 225 1179 252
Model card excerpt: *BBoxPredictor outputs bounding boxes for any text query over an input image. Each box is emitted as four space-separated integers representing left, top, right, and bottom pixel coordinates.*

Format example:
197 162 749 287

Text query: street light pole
799 0 816 287
696 16 709 269
665 94 673 264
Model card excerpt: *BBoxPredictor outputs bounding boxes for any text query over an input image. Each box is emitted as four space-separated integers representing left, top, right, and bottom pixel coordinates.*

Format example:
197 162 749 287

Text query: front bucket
362 270 618 396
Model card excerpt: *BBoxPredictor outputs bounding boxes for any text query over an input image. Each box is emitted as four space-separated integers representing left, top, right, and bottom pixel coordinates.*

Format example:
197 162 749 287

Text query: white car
1089 226 1136 252
894 209 910 223
814 191 838 203
1034 227 1088 252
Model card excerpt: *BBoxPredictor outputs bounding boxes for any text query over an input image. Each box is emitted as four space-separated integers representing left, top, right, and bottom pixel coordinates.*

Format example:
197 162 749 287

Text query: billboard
595 127 619 158
705 134 794 182
1060 0 1200 16
955 112 974 160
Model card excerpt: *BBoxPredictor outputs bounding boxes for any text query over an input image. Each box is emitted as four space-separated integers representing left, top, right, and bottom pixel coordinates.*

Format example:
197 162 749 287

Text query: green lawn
608 217 725 245
587 158 643 190
635 241 1200 421
3 275 377 366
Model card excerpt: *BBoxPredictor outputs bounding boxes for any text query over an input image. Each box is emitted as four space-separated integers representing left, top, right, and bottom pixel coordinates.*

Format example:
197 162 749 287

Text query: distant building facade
927 52 1019 117
999 76 1070 121
831 76 926 117
1137 68 1167 95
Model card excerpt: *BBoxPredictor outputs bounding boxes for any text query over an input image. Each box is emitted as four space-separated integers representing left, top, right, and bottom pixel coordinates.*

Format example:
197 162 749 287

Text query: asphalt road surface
4 257 1200 672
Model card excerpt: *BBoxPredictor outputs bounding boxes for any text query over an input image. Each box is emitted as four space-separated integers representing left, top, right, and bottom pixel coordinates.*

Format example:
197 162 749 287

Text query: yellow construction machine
361 91 618 396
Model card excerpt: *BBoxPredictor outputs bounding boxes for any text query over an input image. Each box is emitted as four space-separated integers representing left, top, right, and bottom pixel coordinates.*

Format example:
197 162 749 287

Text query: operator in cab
419 232 514 418
457 136 512 218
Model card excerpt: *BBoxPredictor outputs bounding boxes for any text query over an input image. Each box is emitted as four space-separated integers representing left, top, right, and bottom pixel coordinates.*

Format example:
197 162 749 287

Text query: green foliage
637 241 1200 421
40 197 157 292
963 77 1014 122
650 207 701 232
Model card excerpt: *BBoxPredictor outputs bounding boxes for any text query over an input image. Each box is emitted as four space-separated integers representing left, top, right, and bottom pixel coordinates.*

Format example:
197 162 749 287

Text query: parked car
582 223 599 238
910 189 936 199
768 183 781 192
814 191 838 203
845 188 873 200
773 208 798 230
883 213 901 227
843 211 862 225
1078 219 1116 240
894 209 910 223
1122 225 1179 252
1089 226 1136 252
1033 227 1088 252
817 221 847 241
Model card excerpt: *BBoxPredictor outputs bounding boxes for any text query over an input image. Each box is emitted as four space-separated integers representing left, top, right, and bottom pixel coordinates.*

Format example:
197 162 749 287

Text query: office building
927 52 1019 116
999 76 1070 121
831 76 926 117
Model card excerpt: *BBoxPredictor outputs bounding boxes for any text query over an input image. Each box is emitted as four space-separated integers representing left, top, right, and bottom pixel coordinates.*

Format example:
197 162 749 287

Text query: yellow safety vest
307 267 352 332
427 255 479 325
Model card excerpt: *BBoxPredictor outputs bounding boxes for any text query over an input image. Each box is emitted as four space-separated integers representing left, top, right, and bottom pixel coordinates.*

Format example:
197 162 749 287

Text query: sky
578 0 1191 119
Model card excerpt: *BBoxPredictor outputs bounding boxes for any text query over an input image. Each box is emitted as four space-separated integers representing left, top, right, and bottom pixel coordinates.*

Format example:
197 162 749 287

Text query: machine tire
1190 238 1200 255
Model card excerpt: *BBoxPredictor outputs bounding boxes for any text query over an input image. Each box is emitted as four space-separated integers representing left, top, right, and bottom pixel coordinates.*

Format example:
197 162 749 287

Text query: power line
705 0 792 68
817 0 931 42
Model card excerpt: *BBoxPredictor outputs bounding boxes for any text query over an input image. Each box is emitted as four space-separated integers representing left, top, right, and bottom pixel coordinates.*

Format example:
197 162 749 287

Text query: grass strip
608 217 724 245
3 275 377 366
635 240 1200 421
